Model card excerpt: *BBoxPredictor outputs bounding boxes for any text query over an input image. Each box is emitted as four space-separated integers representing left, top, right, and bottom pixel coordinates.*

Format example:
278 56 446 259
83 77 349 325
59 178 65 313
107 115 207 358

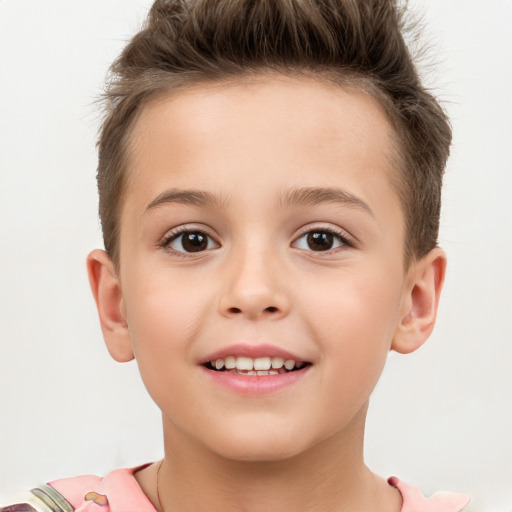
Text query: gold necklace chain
156 460 166 512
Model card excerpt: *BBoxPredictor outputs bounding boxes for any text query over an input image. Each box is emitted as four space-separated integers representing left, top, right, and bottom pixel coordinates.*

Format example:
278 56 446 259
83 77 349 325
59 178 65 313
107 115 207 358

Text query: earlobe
86 249 134 362
391 248 447 354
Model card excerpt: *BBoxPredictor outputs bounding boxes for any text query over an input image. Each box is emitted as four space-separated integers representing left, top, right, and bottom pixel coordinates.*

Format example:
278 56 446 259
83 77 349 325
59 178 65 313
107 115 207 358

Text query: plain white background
1 1 511 510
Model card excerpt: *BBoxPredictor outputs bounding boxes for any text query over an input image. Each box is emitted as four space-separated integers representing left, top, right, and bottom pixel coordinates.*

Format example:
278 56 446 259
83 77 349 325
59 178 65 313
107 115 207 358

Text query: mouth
204 356 311 375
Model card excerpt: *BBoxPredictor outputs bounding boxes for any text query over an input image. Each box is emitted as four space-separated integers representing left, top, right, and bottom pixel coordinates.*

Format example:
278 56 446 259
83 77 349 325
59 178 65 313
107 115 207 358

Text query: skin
88 75 446 512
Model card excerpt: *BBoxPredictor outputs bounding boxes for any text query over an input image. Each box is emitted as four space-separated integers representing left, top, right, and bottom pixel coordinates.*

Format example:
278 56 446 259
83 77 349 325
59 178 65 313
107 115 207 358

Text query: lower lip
200 366 311 395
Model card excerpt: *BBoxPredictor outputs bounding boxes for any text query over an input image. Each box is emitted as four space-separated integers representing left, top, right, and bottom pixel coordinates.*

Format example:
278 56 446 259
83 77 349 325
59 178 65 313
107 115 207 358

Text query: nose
218 244 290 320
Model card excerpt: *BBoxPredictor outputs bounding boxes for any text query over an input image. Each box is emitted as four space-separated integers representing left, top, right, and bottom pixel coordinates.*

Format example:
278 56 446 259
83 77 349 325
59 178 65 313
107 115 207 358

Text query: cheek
301 268 403 395
125 267 211 341
121 272 213 395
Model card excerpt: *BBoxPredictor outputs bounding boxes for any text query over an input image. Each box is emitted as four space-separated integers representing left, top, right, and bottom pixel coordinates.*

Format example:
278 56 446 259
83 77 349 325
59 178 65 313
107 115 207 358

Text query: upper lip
200 343 309 365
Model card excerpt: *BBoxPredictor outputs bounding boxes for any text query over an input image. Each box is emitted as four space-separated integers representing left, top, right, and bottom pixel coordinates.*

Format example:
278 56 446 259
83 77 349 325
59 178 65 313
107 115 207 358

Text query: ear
86 249 134 362
391 248 447 354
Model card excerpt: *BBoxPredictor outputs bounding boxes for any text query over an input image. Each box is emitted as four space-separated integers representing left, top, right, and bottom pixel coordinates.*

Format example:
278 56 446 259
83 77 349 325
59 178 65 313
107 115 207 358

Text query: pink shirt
2 465 470 512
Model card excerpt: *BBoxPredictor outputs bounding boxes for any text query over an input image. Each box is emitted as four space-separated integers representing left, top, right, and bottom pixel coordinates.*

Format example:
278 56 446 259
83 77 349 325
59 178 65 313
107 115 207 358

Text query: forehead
124 75 400 220
130 76 394 156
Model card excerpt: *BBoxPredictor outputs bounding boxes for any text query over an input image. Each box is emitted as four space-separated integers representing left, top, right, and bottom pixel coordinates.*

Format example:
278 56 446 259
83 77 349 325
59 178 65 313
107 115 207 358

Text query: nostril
228 306 277 313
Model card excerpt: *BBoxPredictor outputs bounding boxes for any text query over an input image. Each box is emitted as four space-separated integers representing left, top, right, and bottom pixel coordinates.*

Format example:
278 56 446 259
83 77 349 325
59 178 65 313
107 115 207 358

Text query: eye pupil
182 232 208 252
307 231 334 251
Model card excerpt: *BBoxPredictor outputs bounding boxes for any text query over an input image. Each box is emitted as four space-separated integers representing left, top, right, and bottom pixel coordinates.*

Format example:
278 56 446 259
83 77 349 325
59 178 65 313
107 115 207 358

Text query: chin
202 425 315 463
215 443 306 463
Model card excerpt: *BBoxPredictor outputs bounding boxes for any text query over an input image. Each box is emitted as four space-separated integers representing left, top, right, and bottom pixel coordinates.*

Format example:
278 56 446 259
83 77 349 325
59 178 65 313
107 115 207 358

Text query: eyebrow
144 186 373 217
145 188 228 212
281 187 374 217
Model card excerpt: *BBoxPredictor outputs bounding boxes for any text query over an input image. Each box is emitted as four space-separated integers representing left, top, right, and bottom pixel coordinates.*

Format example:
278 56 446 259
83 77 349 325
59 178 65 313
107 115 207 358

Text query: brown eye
307 231 334 251
182 232 207 252
293 230 346 252
167 230 219 253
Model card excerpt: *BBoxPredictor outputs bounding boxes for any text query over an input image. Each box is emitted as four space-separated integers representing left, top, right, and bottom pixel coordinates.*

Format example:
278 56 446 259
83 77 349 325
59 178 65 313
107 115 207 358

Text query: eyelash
160 226 220 256
159 225 355 256
292 226 355 254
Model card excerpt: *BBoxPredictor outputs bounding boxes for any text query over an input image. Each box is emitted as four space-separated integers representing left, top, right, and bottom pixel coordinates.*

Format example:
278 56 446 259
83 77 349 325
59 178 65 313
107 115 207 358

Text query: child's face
105 76 426 460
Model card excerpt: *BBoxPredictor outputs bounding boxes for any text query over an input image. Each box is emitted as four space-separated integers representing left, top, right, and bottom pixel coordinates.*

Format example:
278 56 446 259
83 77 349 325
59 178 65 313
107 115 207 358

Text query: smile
200 345 312 394
205 356 309 375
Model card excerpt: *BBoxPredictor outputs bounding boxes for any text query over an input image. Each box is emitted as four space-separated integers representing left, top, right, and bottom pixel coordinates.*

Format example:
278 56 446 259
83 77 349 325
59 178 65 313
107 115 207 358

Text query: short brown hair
97 0 451 266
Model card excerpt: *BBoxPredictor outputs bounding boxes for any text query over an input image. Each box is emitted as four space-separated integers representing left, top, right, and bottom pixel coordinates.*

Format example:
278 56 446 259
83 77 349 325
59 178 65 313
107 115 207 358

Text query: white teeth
271 357 284 369
224 356 236 369
284 359 295 370
236 356 253 371
210 356 304 372
253 357 271 370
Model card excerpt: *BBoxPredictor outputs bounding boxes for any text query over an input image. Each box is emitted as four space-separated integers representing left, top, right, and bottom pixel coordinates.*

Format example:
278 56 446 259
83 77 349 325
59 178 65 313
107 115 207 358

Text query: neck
146 404 401 512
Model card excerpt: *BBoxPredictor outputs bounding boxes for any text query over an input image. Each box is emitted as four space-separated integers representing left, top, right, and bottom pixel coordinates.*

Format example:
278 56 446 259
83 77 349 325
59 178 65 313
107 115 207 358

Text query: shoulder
1 465 156 512
388 476 471 512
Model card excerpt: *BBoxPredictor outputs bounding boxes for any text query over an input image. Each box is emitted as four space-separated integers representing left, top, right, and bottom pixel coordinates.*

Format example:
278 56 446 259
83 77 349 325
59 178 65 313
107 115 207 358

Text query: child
1 0 471 511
